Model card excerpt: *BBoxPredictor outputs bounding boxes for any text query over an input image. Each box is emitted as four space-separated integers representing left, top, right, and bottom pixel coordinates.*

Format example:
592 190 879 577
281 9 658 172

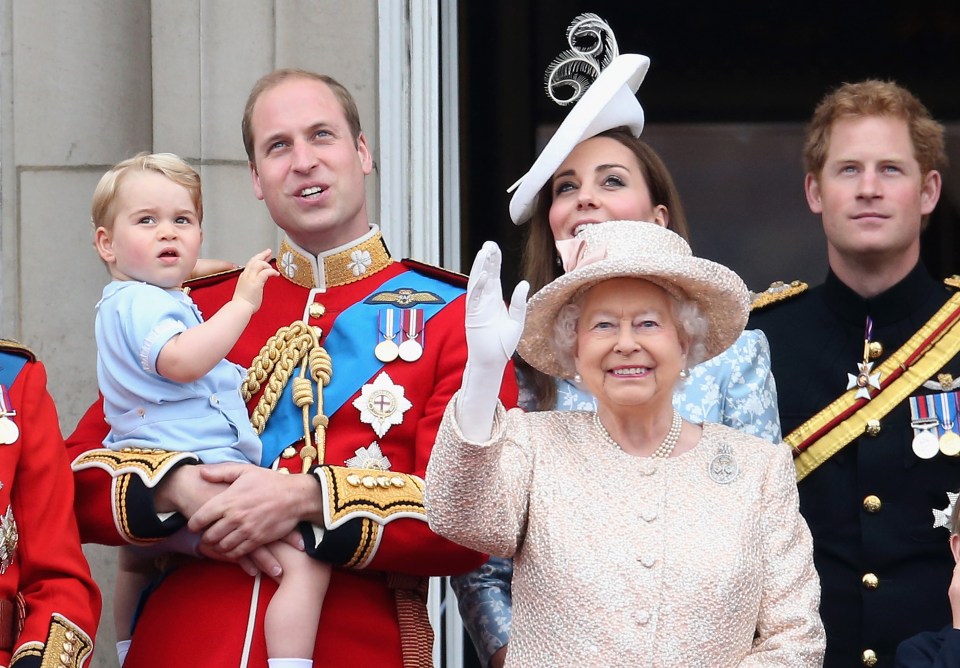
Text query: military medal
938 392 960 456
398 309 424 362
846 317 881 400
910 394 942 459
0 386 19 445
374 309 400 363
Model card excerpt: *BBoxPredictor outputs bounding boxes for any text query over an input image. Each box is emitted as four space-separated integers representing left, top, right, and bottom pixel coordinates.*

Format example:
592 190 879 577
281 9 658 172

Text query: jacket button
863 495 881 513
864 419 881 436
862 573 879 589
862 648 878 666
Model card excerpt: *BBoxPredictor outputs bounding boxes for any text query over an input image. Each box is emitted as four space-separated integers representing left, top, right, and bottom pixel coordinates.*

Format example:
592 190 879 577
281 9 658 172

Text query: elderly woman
455 26 780 666
425 220 824 666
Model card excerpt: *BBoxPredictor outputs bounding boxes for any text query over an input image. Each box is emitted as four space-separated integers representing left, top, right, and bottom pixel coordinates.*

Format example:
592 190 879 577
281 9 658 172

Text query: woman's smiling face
574 277 686 414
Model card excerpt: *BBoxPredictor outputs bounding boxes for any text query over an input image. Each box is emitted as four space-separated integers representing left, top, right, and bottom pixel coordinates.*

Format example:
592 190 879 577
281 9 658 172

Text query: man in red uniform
69 69 516 667
0 342 100 667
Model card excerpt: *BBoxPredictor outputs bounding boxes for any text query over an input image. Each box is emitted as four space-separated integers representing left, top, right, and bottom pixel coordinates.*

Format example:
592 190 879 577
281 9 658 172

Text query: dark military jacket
750 263 960 668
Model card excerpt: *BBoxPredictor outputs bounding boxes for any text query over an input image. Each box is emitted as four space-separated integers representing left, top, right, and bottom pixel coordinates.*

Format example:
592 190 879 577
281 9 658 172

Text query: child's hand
233 249 279 312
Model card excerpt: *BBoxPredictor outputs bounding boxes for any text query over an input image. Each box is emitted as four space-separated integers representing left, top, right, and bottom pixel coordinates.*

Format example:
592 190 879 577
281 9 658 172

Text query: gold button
868 341 883 359
281 446 297 459
863 495 881 513
346 474 361 486
862 573 879 589
862 648 878 666
309 303 326 318
864 419 881 436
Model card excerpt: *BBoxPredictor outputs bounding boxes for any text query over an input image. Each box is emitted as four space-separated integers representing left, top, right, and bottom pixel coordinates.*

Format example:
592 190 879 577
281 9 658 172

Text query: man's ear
920 169 942 216
250 161 264 201
804 173 823 215
356 132 374 176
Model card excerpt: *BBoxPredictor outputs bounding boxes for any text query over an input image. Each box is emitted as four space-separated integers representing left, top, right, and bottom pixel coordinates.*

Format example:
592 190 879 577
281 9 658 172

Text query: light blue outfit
96 281 262 466
452 328 781 667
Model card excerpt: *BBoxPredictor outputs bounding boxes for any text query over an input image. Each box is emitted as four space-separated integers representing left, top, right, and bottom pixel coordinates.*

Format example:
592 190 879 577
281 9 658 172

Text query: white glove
457 241 529 442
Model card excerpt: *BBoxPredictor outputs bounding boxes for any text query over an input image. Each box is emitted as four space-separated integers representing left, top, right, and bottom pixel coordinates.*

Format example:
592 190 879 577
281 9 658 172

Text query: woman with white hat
425 221 824 666
451 16 781 668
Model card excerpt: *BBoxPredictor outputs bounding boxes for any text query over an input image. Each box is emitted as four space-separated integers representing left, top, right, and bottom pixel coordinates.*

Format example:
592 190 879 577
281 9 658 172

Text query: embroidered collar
276 226 394 289
823 262 942 326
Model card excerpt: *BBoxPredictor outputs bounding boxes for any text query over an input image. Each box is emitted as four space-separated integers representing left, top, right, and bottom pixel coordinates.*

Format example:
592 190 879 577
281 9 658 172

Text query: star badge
352 372 413 438
847 361 882 400
932 491 959 531
344 442 393 471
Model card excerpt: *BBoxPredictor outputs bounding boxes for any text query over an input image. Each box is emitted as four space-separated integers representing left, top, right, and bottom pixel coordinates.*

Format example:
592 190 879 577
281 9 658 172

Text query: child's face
95 171 202 289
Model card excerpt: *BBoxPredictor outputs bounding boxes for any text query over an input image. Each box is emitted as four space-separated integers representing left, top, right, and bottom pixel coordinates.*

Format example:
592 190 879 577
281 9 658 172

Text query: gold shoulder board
944 275 960 291
0 339 36 361
750 280 808 312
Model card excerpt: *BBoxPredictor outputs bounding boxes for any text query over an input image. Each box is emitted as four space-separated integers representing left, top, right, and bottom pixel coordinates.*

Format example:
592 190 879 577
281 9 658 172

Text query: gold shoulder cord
241 321 333 472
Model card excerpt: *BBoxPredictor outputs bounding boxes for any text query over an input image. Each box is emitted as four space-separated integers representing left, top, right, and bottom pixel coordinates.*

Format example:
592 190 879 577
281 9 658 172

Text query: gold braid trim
315 466 426 529
72 448 198 488
242 321 332 471
344 518 381 569
11 613 93 668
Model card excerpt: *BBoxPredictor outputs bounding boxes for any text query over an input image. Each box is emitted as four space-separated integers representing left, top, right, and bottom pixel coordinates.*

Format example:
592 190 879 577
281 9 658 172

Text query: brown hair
242 69 363 164
803 79 947 177
91 152 202 234
519 127 687 410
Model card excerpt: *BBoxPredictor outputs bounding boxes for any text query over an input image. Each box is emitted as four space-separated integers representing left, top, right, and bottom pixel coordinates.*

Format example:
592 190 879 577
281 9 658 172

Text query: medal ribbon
257 270 464 465
378 308 399 342
0 384 12 417
401 309 424 346
909 394 935 429
939 391 958 436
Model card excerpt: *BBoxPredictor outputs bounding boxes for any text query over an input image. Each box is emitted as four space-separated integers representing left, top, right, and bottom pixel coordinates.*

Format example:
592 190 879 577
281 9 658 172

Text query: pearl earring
573 373 582 384
679 368 689 379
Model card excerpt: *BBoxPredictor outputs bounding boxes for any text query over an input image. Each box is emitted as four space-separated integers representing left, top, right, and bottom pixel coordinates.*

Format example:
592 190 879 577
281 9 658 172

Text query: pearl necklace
594 410 682 458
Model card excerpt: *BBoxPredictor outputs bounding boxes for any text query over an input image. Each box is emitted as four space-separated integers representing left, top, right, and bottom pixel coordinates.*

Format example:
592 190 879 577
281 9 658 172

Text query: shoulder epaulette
183 265 244 290
0 339 36 362
750 280 808 312
944 276 960 291
400 258 468 289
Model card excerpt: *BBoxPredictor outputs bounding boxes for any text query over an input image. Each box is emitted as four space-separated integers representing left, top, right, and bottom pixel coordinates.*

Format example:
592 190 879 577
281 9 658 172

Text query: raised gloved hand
457 241 529 442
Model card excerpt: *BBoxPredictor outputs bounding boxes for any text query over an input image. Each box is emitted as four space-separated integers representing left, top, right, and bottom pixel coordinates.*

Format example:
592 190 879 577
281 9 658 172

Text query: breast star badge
932 491 959 532
352 372 412 438
344 442 393 470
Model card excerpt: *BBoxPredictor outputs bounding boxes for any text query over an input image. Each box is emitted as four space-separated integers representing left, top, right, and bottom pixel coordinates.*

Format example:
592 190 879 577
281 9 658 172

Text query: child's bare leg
265 540 331 662
114 546 159 665
114 546 156 641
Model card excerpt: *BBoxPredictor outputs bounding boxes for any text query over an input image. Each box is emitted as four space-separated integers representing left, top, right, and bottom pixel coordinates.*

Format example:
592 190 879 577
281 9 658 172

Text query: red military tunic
69 228 517 667
0 343 100 668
